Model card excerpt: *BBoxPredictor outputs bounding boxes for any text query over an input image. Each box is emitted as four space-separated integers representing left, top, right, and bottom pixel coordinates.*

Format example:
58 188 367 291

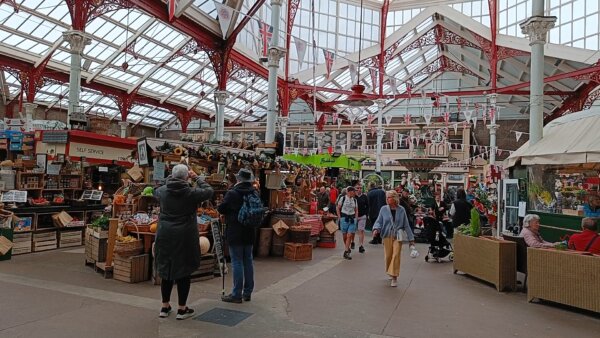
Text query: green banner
283 154 361 171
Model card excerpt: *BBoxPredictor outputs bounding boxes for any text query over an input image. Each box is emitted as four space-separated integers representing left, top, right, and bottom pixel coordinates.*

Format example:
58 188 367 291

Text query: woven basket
88 116 110 135
115 223 143 257
115 184 147 197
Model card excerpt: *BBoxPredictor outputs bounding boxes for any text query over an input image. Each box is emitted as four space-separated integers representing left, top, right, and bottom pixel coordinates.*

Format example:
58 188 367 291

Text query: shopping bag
396 229 403 242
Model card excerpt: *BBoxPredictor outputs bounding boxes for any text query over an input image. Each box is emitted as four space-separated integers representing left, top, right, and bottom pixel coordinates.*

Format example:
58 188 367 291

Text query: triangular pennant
294 36 307 68
214 2 234 39
456 97 462 112
460 144 465 151
390 77 398 95
482 113 487 126
369 68 377 93
404 113 411 125
472 145 477 152
452 123 458 134
515 131 523 142
332 112 338 123
367 113 375 125
340 144 346 153
424 112 432 126
323 49 335 79
314 111 322 122
385 114 393 126
443 112 450 126
349 115 356 125
472 116 477 129
406 82 413 101
349 61 358 85
463 110 473 122
337 118 343 129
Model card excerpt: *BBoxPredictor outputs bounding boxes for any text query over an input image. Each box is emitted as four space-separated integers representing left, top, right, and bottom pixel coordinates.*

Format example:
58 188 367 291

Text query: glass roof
0 0 598 129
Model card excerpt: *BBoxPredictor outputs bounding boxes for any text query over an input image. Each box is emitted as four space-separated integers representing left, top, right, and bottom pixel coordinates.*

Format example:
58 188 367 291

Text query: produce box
113 254 150 283
12 232 32 255
33 231 57 252
284 242 312 261
60 229 83 248
0 228 13 261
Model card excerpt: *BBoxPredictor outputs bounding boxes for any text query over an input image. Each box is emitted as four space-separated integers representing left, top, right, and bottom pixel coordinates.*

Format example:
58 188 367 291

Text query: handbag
396 229 403 242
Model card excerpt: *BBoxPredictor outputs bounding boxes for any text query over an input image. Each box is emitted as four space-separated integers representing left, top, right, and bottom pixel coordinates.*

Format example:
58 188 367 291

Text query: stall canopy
283 154 362 171
506 108 600 168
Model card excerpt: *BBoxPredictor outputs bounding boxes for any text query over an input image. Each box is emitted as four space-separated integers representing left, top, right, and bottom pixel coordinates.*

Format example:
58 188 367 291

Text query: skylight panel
3 35 24 47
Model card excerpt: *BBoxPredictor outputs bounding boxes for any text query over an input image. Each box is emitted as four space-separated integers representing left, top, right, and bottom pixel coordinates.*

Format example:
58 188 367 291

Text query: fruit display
52 194 65 204
117 235 137 243
150 222 158 233
142 186 154 196
197 207 219 218
29 197 50 206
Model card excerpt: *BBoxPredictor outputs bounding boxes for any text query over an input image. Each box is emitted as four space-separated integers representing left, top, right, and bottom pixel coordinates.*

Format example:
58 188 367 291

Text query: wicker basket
88 116 110 135
289 229 311 243
115 223 143 257
115 184 147 197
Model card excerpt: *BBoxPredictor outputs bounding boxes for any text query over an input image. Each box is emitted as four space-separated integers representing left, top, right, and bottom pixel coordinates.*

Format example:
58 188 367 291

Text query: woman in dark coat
154 164 213 320
450 188 472 230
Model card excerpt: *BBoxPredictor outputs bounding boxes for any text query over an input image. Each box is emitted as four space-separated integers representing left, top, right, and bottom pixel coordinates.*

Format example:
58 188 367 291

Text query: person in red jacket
568 217 600 254
330 185 338 205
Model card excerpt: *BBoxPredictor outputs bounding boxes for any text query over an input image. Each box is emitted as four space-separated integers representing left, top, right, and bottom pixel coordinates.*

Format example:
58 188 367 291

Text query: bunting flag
349 61 358 85
294 37 307 68
463 110 473 123
489 107 496 121
482 112 487 126
314 111 322 122
337 119 343 128
323 49 335 79
472 116 477 129
445 96 450 111
385 114 393 126
369 68 377 93
340 144 346 153
452 123 458 134
424 112 432 126
367 113 375 125
460 144 465 151
258 21 274 56
332 112 338 123
404 113 411 125
349 115 356 125
214 1 233 39
168 0 177 21
406 82 413 101
472 145 477 152
443 112 450 126
456 97 462 112
515 131 523 142
390 77 398 95
497 148 502 156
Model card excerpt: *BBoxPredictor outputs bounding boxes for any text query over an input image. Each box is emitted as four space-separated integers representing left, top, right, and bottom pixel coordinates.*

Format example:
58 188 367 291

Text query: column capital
270 0 284 6
520 16 557 45
62 30 92 54
374 99 387 109
267 47 286 67
486 93 498 105
214 90 229 105
23 102 38 112
277 116 289 127
487 124 499 132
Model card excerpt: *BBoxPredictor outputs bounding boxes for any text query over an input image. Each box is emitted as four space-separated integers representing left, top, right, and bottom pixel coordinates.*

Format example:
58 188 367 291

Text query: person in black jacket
217 168 257 303
450 188 472 230
154 164 214 320
353 184 369 253
367 182 386 244
430 193 452 237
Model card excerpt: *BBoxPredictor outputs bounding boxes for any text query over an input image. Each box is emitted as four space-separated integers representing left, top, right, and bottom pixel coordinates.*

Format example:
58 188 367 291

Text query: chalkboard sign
81 190 103 201
211 220 225 277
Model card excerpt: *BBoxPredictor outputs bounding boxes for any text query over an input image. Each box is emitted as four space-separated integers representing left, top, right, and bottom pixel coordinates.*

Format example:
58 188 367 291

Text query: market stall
506 109 600 241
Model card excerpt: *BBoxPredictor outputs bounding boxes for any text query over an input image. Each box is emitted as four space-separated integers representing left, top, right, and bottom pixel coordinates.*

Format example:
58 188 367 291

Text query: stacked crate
11 233 32 255
33 231 57 252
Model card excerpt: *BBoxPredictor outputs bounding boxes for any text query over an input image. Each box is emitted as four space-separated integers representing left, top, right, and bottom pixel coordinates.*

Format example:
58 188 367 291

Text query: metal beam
0 71 8 105
127 37 192 94
497 62 600 93
174 0 195 17
86 17 156 84
34 37 64 68
227 0 267 45
160 59 210 103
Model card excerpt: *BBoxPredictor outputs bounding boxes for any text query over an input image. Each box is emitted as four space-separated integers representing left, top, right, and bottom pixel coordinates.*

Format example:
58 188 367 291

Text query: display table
453 234 517 292
527 248 600 313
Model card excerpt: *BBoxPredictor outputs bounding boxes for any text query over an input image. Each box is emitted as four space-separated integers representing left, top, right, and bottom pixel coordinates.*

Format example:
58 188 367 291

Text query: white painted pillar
487 94 498 165
265 0 286 143
520 1 556 146
119 121 128 138
23 103 38 132
63 30 91 128
214 90 228 142
375 99 386 174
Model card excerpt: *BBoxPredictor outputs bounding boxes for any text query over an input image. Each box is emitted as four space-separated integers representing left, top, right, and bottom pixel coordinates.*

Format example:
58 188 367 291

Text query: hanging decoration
390 77 398 96
332 112 338 123
314 111 322 122
369 68 377 93
294 37 307 68
323 49 336 79
452 123 458 134
367 113 375 125
168 0 177 21
258 21 274 57
424 111 433 126
456 97 462 112
515 131 523 142
443 111 450 126
385 114 393 126
404 113 411 125
337 119 343 128
214 1 233 39
349 61 358 85
472 116 477 129
463 110 473 123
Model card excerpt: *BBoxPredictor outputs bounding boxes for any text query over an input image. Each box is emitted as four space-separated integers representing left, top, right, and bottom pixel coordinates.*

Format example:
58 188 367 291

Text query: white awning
506 108 600 168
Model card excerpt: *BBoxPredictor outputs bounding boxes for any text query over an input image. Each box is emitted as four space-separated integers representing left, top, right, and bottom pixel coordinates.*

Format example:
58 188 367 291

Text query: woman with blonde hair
372 190 419 287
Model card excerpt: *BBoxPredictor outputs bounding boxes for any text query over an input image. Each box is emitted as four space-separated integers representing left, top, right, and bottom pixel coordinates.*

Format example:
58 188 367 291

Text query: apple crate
284 242 313 261
85 232 107 263
113 254 150 283
12 232 32 255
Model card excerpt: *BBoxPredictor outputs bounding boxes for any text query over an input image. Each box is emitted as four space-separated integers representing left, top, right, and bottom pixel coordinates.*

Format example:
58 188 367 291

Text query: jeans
228 245 254 299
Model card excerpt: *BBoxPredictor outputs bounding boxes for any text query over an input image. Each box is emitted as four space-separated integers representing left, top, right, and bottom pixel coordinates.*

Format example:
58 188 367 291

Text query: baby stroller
422 215 454 263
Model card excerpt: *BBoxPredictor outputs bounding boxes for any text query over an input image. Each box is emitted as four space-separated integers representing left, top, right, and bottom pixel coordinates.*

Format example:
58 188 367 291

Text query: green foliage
470 208 481 237
456 224 471 236
91 215 109 231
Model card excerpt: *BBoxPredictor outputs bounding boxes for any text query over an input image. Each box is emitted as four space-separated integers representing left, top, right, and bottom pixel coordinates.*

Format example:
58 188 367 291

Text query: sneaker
343 250 352 260
351 242 355 250
243 295 251 302
390 279 398 287
359 246 365 253
176 307 194 320
159 306 172 318
221 294 242 304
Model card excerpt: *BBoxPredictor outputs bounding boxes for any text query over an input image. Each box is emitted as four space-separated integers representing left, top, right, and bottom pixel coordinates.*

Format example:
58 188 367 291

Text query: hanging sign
294 37 307 68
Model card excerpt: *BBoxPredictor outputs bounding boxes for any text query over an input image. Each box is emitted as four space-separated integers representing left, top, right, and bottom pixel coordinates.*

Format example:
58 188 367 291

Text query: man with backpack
337 186 358 260
353 184 369 253
217 168 264 303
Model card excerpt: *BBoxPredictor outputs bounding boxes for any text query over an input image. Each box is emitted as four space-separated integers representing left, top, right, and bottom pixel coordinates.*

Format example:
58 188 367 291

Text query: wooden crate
33 231 57 252
284 242 313 261
60 229 83 248
12 233 32 255
85 234 107 263
113 254 150 283
191 254 216 282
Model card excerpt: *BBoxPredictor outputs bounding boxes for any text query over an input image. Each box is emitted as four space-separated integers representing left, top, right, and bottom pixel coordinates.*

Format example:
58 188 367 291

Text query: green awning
283 154 361 171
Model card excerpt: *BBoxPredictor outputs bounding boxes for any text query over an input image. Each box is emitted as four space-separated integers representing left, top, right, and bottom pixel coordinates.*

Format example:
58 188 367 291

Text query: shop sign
42 131 69 144
69 142 132 162
447 174 464 182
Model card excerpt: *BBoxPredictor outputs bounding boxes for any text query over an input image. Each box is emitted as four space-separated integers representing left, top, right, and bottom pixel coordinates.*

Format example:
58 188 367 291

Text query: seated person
520 214 557 248
583 195 600 217
568 218 600 254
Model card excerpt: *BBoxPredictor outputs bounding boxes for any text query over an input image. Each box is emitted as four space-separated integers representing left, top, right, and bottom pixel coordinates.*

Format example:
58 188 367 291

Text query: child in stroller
422 210 454 262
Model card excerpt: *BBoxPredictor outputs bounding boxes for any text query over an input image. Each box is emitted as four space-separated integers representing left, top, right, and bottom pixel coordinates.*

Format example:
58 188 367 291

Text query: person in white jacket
372 190 419 287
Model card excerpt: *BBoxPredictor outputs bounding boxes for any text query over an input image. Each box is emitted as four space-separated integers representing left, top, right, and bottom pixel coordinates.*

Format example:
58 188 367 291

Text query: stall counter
529 211 586 242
